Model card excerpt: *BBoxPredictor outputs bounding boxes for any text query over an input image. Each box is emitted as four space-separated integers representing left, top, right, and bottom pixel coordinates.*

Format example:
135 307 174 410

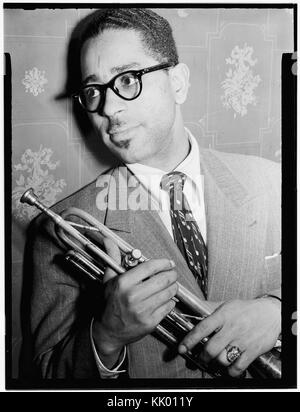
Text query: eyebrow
82 74 98 85
82 62 141 86
111 62 141 74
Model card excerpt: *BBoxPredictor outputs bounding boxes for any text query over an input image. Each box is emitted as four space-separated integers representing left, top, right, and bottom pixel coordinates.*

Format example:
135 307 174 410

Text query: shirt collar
174 130 201 181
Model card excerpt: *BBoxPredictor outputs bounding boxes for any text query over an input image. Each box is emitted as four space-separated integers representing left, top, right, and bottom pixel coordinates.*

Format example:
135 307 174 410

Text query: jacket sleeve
27 213 102 379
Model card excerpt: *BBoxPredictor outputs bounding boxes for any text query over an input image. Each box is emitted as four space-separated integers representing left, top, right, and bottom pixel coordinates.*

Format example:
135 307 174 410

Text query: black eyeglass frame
72 62 174 113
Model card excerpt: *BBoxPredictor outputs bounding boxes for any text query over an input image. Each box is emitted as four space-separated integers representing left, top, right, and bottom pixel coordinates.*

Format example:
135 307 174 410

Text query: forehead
81 29 156 80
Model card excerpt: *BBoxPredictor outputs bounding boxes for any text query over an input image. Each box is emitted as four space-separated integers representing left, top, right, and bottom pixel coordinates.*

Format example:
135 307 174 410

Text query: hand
93 238 178 361
178 298 281 377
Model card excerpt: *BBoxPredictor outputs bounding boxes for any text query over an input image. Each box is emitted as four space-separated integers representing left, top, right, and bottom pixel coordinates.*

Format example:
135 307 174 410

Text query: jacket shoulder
54 167 116 213
31 166 116 231
200 148 281 194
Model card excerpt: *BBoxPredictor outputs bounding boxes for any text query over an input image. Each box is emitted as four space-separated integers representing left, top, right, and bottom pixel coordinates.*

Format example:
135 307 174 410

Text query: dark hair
79 8 179 65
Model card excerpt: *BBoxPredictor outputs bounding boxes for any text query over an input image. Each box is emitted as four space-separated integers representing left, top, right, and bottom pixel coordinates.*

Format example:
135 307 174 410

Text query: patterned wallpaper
5 7 293 378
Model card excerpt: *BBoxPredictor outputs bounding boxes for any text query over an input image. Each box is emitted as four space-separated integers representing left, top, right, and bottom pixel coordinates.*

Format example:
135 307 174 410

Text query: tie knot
160 171 187 193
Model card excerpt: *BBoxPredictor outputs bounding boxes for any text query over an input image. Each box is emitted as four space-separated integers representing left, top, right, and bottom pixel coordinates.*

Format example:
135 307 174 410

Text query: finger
133 269 178 301
215 342 245 368
140 282 178 315
122 258 176 289
178 312 223 354
199 329 233 366
103 237 122 282
151 299 177 326
227 350 255 378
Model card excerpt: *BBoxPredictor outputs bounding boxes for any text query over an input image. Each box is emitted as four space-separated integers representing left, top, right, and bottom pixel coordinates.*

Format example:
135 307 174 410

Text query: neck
145 132 189 171
141 119 190 172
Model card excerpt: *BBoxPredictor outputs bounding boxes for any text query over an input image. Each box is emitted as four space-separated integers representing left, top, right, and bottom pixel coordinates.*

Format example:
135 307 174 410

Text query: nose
100 87 126 117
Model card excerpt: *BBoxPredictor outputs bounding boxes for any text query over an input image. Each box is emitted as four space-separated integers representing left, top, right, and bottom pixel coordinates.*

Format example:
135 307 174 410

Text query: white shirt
92 129 206 377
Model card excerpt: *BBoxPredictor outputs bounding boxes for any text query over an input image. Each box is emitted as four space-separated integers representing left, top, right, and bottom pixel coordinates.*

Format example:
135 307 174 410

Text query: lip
108 125 138 137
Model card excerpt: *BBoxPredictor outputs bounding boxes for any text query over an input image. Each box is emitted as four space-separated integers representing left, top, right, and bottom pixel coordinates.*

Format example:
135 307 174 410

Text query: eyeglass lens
80 72 141 112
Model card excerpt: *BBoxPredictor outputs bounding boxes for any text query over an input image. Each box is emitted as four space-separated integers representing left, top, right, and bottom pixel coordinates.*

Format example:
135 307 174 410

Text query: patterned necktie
161 171 208 298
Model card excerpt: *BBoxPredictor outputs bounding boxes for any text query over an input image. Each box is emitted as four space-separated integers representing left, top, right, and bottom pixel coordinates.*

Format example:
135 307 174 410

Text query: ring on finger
225 345 243 363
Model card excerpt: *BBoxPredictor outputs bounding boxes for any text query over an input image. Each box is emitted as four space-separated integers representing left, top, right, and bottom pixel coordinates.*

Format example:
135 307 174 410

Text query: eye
84 86 100 100
117 73 139 89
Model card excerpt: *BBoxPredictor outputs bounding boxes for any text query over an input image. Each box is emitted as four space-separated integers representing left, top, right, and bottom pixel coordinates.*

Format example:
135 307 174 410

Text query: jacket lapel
132 208 206 296
200 149 267 301
97 166 134 233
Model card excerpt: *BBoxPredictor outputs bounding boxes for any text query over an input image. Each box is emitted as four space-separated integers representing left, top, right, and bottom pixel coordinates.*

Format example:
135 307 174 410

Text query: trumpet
21 188 281 379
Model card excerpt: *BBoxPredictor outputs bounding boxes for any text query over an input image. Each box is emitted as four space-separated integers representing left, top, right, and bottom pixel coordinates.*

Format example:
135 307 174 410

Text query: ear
169 63 190 105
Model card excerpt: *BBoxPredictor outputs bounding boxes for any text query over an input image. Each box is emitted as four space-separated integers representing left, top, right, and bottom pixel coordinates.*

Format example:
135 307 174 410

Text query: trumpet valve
123 249 142 268
131 249 142 260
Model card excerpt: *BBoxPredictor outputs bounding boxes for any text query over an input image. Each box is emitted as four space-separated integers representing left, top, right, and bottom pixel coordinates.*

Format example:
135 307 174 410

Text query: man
27 8 281 380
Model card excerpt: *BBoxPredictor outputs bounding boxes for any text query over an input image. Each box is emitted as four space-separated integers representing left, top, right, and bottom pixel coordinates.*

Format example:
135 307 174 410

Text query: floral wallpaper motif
22 67 48 96
12 146 66 221
221 44 262 117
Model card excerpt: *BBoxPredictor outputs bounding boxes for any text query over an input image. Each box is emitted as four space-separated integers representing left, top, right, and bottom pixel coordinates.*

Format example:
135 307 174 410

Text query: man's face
80 29 178 166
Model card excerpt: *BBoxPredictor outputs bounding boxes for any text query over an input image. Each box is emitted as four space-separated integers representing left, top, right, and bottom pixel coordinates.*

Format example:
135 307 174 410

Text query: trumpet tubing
21 188 281 379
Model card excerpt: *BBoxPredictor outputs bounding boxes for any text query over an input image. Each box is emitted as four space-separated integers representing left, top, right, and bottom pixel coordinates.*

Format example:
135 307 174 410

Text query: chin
109 141 149 164
110 147 136 164
120 150 152 165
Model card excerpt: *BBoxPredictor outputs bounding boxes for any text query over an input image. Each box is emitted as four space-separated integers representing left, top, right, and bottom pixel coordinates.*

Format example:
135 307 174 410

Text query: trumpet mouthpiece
20 188 38 206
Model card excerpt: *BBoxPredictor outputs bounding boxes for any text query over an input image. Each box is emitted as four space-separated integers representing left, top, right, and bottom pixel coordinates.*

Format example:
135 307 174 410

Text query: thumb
102 237 122 283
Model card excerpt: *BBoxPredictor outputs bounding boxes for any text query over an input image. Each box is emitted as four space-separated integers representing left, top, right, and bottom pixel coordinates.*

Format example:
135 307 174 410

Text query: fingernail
169 260 175 268
178 344 187 354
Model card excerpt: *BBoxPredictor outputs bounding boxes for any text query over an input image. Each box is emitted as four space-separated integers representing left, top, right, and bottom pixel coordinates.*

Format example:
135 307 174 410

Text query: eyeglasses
73 62 174 113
